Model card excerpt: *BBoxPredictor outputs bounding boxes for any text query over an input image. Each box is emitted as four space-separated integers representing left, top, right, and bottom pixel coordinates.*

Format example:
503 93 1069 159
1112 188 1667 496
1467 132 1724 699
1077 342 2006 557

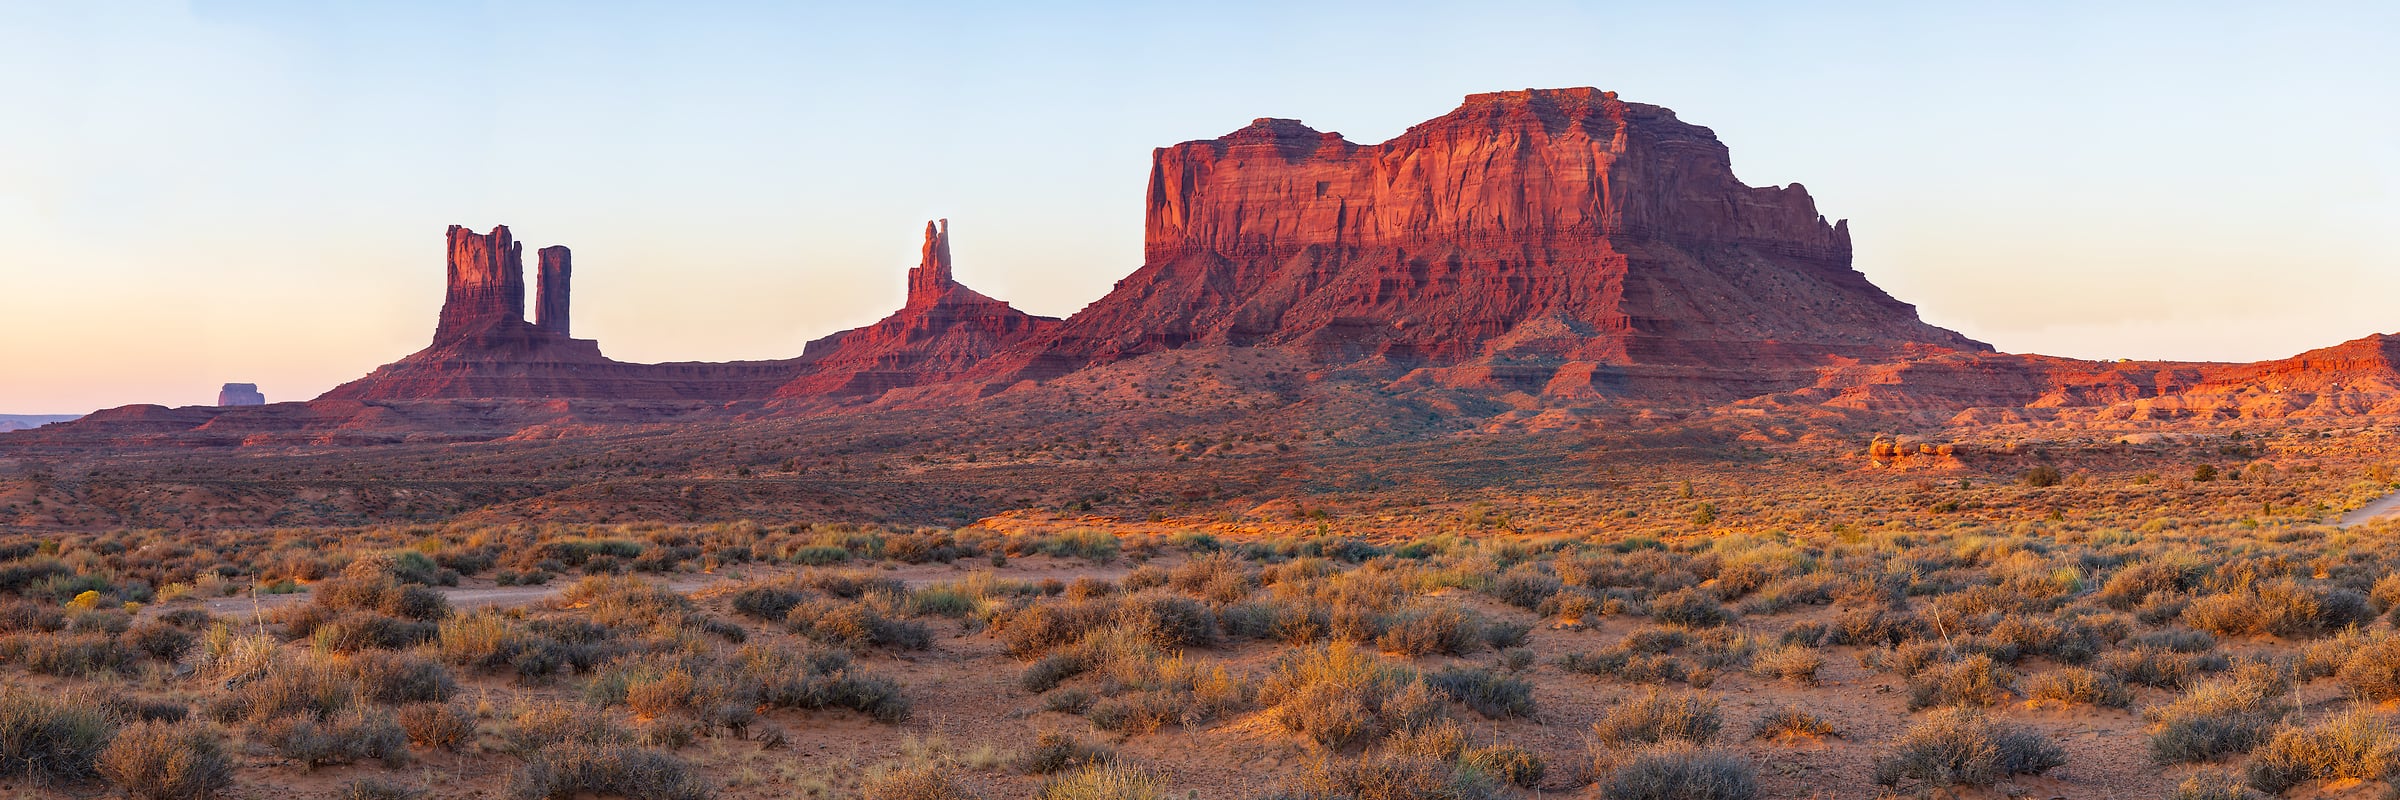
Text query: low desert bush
1016 731 1112 775
261 706 408 769
0 689 114 783
2100 646 2230 690
2244 709 2400 794
1905 654 2015 709
397 702 475 751
1592 691 1720 746
1376 606 1483 657
1424 666 1534 719
1748 644 1822 685
786 597 931 651
2336 637 2400 701
2145 667 2291 764
507 742 712 800
1297 750 1503 800
1648 589 1732 629
2024 667 2133 708
97 720 233 800
1872 708 2064 790
1258 642 1438 748
1598 741 1757 800
1037 764 1166 800
1749 706 1838 741
2169 768 2264 800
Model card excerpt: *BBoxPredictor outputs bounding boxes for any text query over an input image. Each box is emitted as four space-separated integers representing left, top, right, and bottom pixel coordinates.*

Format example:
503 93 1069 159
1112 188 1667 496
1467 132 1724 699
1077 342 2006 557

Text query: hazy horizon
3 0 2393 413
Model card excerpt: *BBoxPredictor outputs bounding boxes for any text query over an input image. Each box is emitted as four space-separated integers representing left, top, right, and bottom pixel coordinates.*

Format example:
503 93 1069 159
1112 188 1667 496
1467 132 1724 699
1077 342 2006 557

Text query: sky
0 1 2394 413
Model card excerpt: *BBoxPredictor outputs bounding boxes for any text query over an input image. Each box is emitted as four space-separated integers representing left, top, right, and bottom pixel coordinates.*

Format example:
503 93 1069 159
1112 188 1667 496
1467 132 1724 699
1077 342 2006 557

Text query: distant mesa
28 87 2400 438
217 383 265 407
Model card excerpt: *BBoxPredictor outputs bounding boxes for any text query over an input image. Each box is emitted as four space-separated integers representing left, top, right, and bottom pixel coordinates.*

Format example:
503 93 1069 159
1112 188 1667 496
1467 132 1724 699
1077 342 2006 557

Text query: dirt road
2340 489 2400 527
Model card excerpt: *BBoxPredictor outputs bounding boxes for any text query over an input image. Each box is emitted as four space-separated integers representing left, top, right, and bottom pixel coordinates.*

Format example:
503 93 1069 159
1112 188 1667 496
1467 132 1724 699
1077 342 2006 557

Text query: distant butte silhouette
30 88 2400 443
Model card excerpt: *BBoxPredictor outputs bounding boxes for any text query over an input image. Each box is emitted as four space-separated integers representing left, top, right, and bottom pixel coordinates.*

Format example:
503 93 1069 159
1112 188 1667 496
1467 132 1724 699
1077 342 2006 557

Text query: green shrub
98 720 233 800
1872 708 2063 790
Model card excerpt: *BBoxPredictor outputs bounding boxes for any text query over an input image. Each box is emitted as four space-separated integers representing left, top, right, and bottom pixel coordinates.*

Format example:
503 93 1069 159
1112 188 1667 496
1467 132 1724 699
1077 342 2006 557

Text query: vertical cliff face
435 225 528 343
976 88 1987 399
774 220 1061 397
536 245 573 337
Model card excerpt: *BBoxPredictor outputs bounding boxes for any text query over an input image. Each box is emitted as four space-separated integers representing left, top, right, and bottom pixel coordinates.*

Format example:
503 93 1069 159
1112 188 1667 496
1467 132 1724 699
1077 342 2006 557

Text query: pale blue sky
1 0 2393 412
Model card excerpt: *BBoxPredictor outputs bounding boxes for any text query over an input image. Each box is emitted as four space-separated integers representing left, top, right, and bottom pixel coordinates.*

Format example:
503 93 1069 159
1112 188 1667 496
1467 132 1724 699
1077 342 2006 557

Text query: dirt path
2339 488 2400 527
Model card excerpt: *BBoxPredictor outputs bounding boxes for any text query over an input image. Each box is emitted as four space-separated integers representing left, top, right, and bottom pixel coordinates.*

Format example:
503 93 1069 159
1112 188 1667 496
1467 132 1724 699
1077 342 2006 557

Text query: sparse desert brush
1748 644 1822 685
2144 667 2292 763
2169 768 2265 800
2025 667 2133 708
1296 750 1503 800
508 742 712 800
497 699 622 755
1377 605 1485 656
2244 708 2400 794
261 705 408 769
2336 636 2400 701
1258 641 1437 748
1015 731 1112 775
397 702 475 751
1872 708 2064 791
1036 763 1167 800
1749 706 1839 741
97 719 232 800
2182 579 2373 638
1647 588 1732 629
1424 665 1534 719
1591 690 1720 746
786 595 932 650
1596 741 1757 800
1111 592 1220 649
2101 645 2231 690
0 688 114 783
1906 653 2016 710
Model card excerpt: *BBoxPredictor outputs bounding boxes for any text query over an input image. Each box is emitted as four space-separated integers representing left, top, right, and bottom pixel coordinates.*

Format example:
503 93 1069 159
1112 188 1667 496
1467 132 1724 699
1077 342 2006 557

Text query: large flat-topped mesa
972 87 1988 397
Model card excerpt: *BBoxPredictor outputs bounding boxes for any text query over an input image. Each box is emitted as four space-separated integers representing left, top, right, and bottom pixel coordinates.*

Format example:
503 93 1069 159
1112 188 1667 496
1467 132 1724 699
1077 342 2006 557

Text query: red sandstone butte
968 88 1987 400
774 220 1061 397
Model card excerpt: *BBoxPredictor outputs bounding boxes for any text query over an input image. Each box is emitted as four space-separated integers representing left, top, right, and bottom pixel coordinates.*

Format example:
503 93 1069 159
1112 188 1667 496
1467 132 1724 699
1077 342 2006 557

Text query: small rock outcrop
774 220 1062 397
216 383 265 407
